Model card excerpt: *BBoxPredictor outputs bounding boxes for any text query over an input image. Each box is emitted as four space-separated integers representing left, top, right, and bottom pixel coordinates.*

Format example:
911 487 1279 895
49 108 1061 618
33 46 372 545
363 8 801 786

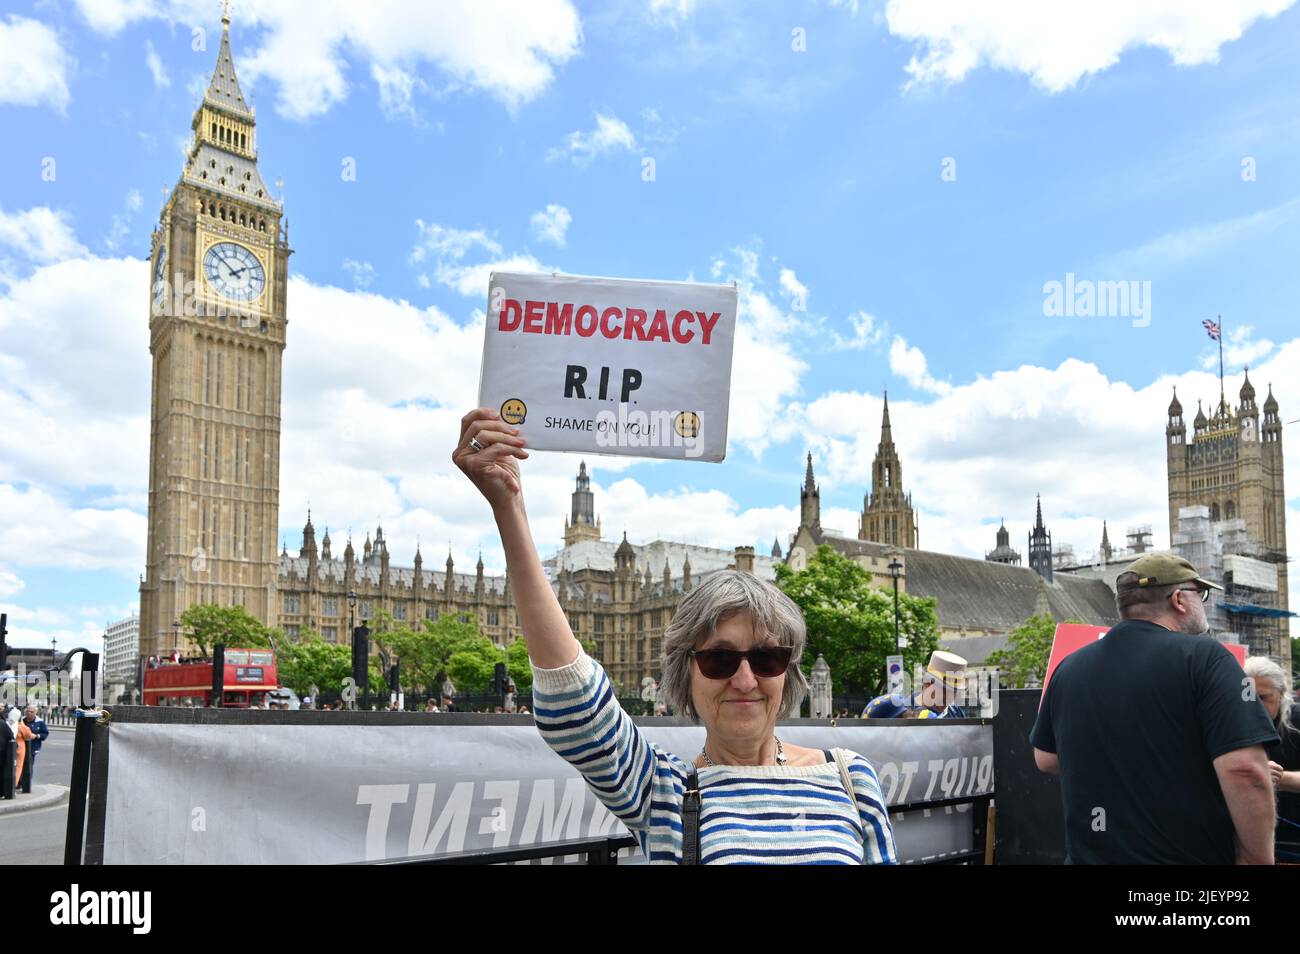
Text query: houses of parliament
138 15 1291 688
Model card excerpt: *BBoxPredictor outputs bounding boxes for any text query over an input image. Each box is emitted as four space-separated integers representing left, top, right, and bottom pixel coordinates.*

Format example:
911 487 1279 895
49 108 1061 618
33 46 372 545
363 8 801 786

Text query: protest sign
478 271 737 461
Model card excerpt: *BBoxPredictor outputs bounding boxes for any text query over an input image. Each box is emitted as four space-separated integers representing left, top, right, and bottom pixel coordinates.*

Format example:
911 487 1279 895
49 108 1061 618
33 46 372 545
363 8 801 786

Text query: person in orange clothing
6 709 33 788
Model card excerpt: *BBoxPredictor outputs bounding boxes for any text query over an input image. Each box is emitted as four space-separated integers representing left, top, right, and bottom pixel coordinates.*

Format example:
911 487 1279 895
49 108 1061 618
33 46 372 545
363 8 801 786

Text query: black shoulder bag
682 769 701 865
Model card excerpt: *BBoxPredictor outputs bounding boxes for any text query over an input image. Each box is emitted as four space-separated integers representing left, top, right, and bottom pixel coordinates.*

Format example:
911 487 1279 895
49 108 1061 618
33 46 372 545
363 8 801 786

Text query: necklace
700 737 786 767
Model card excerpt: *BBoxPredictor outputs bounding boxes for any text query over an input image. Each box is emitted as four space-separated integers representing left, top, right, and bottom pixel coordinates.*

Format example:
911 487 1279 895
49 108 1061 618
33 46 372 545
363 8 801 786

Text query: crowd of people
0 703 50 799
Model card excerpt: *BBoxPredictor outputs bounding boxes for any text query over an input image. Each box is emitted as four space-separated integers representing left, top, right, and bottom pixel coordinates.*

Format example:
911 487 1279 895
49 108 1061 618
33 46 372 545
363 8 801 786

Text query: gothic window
213 427 221 479
487 609 499 626
235 357 243 410
282 594 300 614
242 504 249 555
884 464 891 488
244 437 251 482
359 602 372 620
204 348 212 403
1211 503 1221 521
425 606 439 621
323 598 337 617
201 503 208 551
211 501 219 557
216 352 224 405
321 627 336 642
1225 500 1236 520
284 625 300 638
202 424 210 478
394 604 408 621
595 616 605 634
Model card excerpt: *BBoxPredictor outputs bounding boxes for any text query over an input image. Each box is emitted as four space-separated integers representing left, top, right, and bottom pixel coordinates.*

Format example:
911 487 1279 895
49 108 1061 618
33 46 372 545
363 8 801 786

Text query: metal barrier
358 835 641 865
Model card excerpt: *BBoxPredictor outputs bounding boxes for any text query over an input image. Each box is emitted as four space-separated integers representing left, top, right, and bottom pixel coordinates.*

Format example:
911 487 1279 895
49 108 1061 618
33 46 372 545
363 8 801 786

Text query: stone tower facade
1028 497 1053 583
1166 374 1289 643
860 392 918 548
563 461 602 546
139 11 291 657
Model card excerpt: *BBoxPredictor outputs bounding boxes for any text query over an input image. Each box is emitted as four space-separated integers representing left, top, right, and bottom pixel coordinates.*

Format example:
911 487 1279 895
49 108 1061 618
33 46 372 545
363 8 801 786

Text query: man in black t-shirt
1030 552 1279 864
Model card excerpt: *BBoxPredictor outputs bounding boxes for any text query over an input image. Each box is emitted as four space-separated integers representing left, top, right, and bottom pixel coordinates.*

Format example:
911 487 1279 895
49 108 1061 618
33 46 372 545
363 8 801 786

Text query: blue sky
2 0 1299 651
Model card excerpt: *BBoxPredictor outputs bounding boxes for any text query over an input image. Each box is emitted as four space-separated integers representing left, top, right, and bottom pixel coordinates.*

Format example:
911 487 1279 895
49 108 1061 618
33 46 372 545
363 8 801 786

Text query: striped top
532 650 899 865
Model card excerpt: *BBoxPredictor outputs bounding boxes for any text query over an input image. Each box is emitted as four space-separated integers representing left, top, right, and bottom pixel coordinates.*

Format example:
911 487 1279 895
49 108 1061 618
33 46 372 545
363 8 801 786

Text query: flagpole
1218 313 1225 412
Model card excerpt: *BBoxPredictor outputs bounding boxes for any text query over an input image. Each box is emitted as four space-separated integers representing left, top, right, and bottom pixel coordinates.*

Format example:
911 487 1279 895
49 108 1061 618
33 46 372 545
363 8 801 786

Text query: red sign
1041 623 1247 697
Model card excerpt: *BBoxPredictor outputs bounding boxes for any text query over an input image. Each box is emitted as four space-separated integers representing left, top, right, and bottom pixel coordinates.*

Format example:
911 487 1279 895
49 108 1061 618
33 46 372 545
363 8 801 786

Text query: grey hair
659 569 809 722
1244 656 1295 737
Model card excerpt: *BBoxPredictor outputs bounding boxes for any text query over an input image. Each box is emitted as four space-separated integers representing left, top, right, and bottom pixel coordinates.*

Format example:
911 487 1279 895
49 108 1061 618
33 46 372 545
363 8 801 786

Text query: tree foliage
985 613 1072 688
177 604 273 658
774 544 940 697
276 628 351 697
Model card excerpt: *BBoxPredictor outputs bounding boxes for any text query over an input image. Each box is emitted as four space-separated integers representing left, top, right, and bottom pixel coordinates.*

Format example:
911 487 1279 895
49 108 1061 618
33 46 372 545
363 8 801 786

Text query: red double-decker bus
142 649 279 708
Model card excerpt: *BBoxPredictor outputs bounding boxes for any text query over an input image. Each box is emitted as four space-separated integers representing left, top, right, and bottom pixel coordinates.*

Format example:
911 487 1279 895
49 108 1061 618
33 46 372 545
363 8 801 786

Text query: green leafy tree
774 544 940 697
275 629 351 697
985 613 1076 688
178 604 273 657
506 638 533 695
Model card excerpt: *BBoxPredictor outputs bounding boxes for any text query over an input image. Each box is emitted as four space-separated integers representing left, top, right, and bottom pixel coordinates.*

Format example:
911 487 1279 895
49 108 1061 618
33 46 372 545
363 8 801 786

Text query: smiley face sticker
674 410 701 439
501 398 527 425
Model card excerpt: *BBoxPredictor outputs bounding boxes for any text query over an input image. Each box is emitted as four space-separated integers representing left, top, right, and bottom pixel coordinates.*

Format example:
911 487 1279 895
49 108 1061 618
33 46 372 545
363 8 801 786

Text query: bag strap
682 769 701 865
831 748 858 819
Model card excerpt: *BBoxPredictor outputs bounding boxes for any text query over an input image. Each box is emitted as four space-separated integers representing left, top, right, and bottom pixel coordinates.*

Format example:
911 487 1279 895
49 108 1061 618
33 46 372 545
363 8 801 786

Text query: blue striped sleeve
846 753 899 864
531 649 657 830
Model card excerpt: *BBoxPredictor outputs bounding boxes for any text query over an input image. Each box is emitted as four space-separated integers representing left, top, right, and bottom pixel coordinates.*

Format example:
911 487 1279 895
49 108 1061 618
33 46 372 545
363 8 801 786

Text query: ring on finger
468 437 484 452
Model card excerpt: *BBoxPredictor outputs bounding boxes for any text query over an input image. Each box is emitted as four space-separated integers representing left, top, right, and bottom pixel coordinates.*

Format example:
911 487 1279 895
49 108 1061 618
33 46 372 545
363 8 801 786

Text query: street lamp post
347 589 357 642
171 620 181 660
888 559 903 654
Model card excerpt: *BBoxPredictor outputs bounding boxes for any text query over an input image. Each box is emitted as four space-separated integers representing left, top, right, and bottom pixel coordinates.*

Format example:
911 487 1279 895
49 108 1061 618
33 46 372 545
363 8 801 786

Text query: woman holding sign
454 408 897 864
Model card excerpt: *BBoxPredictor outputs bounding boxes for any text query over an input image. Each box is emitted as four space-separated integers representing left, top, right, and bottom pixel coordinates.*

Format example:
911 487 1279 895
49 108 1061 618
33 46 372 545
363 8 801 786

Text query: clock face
152 245 168 304
203 242 265 302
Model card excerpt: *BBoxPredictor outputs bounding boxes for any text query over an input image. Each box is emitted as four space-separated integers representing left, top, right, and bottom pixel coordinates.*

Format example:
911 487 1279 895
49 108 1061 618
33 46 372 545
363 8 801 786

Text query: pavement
0 783 69 815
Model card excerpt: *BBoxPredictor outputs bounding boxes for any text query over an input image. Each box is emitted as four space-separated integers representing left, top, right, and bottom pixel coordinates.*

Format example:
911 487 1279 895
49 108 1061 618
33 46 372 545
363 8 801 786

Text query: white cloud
104 189 143 253
0 206 87 265
409 219 551 297
547 113 637 165
0 568 24 599
530 204 572 247
341 258 375 289
779 268 808 312
1105 197 1300 275
144 38 169 88
884 0 1296 93
371 63 421 123
647 0 697 26
778 344 1300 597
0 15 74 111
832 311 885 350
889 335 952 395
1203 324 1275 371
0 485 146 573
74 0 583 119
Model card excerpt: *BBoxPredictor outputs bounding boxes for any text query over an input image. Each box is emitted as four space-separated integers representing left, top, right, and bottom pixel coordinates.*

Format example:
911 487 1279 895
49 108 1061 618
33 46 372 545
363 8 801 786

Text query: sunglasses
689 646 793 679
1171 586 1211 604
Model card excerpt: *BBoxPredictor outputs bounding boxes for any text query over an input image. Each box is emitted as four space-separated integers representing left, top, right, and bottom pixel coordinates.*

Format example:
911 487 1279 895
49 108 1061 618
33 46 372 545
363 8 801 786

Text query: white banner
478 272 738 462
93 715 992 865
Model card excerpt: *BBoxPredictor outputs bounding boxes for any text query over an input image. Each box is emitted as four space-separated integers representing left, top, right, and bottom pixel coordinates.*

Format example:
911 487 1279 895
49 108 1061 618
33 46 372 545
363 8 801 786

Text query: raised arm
451 407 579 668
452 408 660 830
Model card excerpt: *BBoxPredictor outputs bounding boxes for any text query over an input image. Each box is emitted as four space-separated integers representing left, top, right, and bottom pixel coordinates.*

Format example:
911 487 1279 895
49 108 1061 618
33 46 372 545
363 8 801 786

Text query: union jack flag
1202 318 1221 340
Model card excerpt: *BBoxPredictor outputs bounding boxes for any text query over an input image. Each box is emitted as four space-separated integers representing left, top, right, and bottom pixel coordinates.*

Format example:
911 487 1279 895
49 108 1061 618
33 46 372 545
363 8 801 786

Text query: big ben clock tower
139 7 291 658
